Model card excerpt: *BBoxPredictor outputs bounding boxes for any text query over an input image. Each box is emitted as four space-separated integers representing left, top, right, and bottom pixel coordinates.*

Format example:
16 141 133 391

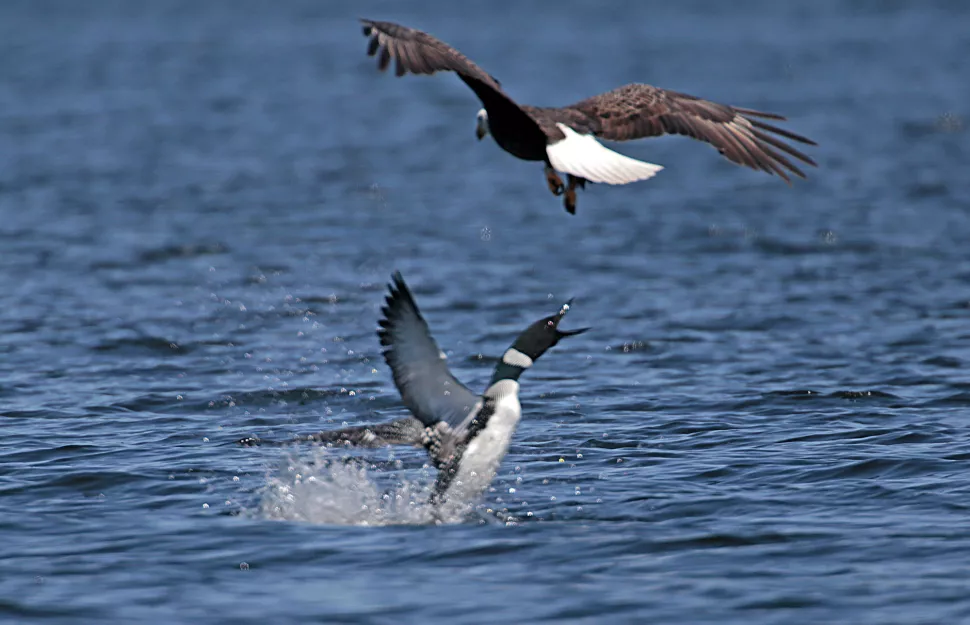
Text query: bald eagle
360 19 817 215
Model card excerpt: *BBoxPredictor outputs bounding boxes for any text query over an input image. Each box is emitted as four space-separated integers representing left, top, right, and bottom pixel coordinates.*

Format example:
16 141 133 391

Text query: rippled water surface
3 1 970 623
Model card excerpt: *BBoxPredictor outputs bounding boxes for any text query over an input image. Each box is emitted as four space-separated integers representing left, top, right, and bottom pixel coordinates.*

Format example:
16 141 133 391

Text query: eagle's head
475 109 489 141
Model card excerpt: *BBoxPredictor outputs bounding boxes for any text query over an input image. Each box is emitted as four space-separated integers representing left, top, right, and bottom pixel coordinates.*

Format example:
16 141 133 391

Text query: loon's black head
491 300 588 383
516 299 588 359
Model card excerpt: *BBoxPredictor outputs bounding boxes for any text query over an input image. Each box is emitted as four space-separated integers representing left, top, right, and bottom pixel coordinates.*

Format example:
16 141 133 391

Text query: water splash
256 446 478 526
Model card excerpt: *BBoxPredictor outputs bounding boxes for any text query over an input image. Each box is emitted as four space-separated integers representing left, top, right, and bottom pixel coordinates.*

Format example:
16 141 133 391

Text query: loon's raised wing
303 416 426 447
379 272 482 429
237 274 478 459
235 416 424 447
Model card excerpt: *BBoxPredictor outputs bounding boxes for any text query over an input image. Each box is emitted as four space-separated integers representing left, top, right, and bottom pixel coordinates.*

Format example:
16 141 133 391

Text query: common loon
241 272 587 510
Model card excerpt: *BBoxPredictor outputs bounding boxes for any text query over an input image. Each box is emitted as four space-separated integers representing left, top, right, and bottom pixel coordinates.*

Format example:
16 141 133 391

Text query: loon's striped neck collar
489 347 533 386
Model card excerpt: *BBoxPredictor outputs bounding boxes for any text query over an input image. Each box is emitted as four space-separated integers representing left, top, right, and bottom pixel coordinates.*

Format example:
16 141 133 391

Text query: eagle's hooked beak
475 109 489 141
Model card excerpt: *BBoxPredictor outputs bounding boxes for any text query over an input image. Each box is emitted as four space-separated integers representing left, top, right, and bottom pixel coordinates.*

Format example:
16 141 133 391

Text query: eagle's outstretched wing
360 19 546 146
361 19 503 90
564 83 817 182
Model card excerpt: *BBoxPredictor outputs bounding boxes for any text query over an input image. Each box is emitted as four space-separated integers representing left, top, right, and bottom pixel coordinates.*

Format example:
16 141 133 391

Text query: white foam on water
254 446 478 526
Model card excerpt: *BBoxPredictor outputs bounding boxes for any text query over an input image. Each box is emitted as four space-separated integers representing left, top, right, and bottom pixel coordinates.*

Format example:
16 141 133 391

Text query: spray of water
256 446 480 526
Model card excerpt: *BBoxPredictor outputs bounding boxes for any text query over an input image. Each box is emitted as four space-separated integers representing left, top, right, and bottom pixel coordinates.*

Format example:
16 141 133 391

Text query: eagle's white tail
546 123 664 185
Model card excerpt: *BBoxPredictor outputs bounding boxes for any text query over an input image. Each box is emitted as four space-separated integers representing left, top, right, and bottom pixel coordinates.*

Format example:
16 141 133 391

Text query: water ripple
2 1 970 623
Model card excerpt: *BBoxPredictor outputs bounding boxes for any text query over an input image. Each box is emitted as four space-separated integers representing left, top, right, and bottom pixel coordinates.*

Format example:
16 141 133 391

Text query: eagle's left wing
564 83 817 182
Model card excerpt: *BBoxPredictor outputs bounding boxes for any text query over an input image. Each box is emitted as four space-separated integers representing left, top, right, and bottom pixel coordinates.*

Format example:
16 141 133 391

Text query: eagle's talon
563 189 577 215
544 167 565 197
562 175 580 214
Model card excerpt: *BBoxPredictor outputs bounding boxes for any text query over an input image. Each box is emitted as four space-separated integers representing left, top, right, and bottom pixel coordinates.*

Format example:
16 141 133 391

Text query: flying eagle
359 19 817 214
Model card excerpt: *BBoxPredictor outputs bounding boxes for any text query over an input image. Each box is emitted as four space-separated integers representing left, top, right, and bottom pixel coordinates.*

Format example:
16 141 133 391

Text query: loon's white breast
445 379 521 502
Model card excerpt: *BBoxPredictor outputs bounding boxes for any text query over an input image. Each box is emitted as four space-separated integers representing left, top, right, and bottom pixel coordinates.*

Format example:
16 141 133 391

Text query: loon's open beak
557 326 589 338
554 298 589 337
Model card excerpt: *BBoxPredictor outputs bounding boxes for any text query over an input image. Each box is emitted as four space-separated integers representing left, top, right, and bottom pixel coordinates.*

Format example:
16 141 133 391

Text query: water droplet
937 112 965 132
239 562 250 571
202 503 209 509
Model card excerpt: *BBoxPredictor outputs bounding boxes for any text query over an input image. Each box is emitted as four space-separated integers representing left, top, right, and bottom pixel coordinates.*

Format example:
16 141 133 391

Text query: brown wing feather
564 83 817 182
360 19 550 159
360 19 504 93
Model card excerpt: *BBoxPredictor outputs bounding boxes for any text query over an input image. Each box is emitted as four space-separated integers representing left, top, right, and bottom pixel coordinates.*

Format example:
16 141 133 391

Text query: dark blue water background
2 1 969 622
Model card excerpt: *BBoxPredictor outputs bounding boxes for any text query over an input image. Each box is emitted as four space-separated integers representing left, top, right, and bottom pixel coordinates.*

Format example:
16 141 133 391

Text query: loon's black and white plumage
360 19 817 215
269 272 587 509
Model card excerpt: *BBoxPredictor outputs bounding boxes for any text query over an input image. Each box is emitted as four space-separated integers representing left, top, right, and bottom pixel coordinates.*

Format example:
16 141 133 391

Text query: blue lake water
2 1 970 623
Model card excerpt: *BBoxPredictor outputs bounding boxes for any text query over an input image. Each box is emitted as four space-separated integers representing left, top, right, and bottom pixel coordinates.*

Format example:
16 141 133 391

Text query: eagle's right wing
360 19 547 146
